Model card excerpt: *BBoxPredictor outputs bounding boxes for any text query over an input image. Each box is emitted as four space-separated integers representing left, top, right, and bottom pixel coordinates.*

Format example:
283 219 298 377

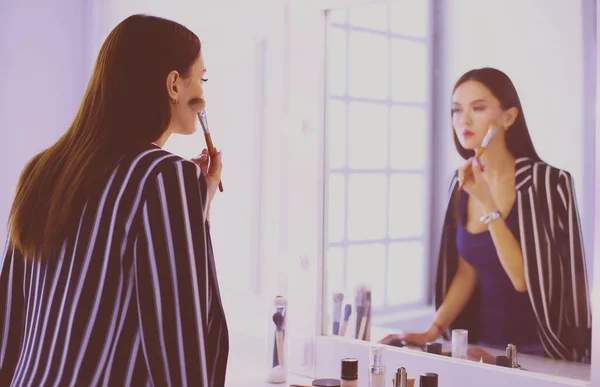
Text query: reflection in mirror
322 0 595 382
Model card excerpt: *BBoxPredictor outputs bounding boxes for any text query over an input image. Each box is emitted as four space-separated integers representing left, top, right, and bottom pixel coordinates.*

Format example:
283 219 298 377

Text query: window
324 0 431 317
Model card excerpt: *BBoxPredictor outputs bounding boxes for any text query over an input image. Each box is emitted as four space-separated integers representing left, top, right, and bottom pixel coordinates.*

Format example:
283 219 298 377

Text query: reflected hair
451 67 542 162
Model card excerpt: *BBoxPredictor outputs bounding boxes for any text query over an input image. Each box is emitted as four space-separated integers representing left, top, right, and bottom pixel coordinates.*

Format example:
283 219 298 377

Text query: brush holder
266 296 288 383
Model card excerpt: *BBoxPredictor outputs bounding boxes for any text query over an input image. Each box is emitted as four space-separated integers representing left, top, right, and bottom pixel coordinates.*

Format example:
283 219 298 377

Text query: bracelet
479 210 501 225
431 321 446 335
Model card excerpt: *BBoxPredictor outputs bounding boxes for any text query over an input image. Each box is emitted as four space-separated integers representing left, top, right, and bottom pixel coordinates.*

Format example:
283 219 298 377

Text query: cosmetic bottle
369 345 385 387
425 342 442 355
340 358 358 387
419 372 438 387
266 296 288 383
393 367 407 387
506 344 521 369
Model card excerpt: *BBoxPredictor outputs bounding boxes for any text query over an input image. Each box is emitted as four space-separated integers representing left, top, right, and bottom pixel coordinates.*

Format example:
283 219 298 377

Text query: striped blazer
0 144 229 386
434 157 592 363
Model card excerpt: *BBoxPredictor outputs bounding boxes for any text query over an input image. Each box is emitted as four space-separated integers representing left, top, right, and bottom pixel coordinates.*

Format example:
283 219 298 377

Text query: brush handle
276 330 284 366
340 320 349 336
458 147 485 191
203 132 224 192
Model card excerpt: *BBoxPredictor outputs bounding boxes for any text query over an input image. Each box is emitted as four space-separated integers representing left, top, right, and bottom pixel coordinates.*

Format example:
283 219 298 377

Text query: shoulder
127 146 201 180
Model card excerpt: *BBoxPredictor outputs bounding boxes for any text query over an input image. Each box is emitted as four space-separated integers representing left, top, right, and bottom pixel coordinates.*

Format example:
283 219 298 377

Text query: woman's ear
502 107 519 130
166 70 180 101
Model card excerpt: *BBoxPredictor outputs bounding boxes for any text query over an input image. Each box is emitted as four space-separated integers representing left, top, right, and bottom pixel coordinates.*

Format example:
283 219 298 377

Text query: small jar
340 358 358 387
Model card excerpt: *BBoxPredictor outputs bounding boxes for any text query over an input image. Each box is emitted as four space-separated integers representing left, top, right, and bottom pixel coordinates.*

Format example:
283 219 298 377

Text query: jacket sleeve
133 160 213 386
555 170 592 362
0 238 25 382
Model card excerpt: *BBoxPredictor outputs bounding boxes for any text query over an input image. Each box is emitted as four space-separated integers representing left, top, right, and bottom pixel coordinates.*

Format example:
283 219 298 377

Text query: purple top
456 190 540 347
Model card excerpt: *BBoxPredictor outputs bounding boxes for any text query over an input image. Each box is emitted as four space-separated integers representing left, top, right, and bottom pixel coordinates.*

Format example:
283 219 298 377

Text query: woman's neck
153 131 171 148
477 141 515 184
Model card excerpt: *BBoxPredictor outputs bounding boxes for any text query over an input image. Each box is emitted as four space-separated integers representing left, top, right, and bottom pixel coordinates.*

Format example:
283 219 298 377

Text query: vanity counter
369 326 590 381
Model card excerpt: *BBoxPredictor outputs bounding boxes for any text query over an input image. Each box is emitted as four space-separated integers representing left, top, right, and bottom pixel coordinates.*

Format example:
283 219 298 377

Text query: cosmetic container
312 379 341 387
340 358 358 387
369 345 385 387
425 342 442 355
451 329 468 359
496 355 511 367
266 296 288 383
506 343 521 369
419 372 438 387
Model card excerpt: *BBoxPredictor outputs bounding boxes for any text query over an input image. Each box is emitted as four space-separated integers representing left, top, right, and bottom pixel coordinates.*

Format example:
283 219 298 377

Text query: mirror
322 0 595 382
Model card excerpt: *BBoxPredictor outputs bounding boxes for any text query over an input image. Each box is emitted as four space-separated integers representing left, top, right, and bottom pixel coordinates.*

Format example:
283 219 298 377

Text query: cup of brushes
330 284 371 341
267 296 288 383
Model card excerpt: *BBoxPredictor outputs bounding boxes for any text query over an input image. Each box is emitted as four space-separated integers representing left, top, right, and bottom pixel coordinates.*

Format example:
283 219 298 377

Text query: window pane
349 31 389 100
328 27 347 96
349 2 388 31
389 173 425 238
347 243 386 309
328 8 347 24
326 246 345 295
390 0 428 38
348 173 387 240
328 173 346 243
387 242 425 305
328 100 346 169
390 106 427 170
348 102 388 169
391 39 427 103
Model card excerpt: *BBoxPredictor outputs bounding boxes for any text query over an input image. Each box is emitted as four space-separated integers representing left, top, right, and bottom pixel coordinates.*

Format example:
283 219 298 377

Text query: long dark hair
452 67 542 162
9 14 201 258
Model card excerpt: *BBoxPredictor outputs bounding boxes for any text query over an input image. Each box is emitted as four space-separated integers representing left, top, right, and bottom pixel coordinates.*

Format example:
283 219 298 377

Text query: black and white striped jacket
434 157 592 362
0 144 229 386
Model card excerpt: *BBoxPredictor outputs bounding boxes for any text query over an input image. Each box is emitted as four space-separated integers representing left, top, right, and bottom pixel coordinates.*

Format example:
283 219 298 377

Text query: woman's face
451 80 514 150
167 54 208 135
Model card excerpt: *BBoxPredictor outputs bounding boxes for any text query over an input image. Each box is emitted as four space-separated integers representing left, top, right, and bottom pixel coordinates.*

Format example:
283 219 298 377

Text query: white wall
0 0 88 246
431 0 595 282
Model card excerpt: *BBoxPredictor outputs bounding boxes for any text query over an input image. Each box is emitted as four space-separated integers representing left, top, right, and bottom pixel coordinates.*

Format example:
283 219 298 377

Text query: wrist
481 198 498 213
429 321 445 338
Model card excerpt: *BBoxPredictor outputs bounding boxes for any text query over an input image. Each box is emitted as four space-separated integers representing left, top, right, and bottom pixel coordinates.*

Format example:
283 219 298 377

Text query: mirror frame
282 0 600 385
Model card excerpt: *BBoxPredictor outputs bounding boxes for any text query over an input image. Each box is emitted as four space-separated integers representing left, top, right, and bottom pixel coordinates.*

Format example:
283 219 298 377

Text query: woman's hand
459 157 495 211
191 147 223 204
379 327 439 348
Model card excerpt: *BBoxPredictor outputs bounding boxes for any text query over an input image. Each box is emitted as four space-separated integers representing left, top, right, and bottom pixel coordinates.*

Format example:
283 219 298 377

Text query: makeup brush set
331 284 371 341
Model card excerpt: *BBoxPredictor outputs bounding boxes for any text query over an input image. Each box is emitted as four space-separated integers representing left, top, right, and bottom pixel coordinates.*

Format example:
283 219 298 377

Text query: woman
0 14 227 386
381 68 591 363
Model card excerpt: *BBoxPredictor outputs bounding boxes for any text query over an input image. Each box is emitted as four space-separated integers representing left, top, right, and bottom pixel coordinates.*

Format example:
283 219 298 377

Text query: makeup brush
354 284 367 339
458 127 494 191
332 292 344 335
193 98 223 192
358 291 371 341
273 312 285 366
340 304 352 336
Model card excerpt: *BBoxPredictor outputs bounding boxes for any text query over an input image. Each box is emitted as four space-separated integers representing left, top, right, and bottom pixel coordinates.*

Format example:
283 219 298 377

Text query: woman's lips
462 130 475 138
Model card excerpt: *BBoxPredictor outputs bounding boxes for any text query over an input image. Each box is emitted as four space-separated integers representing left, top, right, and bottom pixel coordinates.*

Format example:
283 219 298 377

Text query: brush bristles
481 128 494 147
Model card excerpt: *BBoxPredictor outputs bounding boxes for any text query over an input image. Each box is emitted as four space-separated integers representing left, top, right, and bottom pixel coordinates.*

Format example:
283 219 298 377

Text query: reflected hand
459 157 495 210
379 328 439 348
